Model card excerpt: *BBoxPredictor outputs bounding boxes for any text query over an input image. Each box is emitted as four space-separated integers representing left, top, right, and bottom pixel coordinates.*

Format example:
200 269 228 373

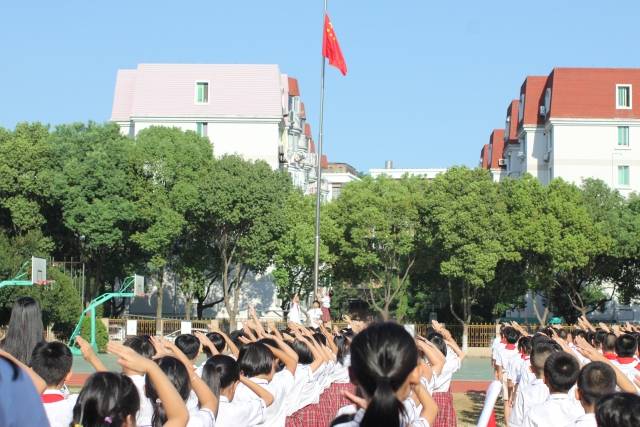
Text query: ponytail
71 372 139 427
202 355 239 397
361 377 404 427
145 357 190 427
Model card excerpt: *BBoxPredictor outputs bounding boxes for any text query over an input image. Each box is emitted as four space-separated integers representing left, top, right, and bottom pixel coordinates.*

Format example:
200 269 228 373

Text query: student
0 353 49 427
308 300 323 328
30 341 77 427
601 333 617 360
175 334 201 366
509 342 555 427
332 322 438 427
319 288 332 326
0 296 44 365
119 335 157 426
289 294 303 325
521 351 583 427
571 362 616 427
611 334 639 384
202 354 274 427
595 393 640 427
234 339 298 427
72 342 189 427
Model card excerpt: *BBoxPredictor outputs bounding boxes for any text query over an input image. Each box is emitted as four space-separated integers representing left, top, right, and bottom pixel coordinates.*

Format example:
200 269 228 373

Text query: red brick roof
547 68 640 119
480 144 490 169
505 100 520 143
489 129 505 169
519 76 548 127
299 102 306 118
288 77 300 96
309 139 316 153
304 123 312 137
321 155 329 169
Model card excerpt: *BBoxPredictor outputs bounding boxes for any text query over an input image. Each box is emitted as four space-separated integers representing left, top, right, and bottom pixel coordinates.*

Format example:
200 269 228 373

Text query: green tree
190 155 291 327
129 127 213 333
329 176 422 320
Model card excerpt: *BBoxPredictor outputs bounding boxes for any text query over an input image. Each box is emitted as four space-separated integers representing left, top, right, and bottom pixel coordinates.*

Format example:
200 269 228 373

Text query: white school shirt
187 407 216 427
128 374 154 427
492 339 505 361
41 389 78 427
496 345 519 369
307 307 323 328
517 360 537 386
285 364 313 415
509 378 549 427
611 357 640 389
289 303 302 324
234 369 295 427
216 395 266 427
568 413 597 427
332 408 430 427
321 295 331 308
522 393 584 427
432 346 461 392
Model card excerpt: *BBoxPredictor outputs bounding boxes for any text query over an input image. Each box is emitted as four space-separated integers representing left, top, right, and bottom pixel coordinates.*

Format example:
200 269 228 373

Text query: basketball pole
313 0 328 298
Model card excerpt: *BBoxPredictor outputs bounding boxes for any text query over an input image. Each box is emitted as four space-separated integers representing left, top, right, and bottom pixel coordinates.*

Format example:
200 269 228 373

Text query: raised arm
575 336 638 394
265 344 297 375
75 336 108 372
414 382 438 426
238 375 274 406
0 348 46 393
416 337 446 375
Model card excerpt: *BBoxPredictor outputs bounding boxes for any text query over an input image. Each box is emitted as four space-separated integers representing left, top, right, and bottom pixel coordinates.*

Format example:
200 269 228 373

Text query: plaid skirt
321 307 331 322
285 383 355 427
432 391 457 427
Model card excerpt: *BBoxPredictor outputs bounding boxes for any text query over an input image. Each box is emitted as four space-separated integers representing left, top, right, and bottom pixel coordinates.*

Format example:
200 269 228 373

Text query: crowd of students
0 296 469 427
492 318 640 427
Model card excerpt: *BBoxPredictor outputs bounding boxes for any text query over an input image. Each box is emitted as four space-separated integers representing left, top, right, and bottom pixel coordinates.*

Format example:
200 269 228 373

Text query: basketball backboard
31 257 47 284
134 274 145 296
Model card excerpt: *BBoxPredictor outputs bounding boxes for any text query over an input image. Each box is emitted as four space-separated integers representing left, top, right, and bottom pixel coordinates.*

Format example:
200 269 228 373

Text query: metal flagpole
313 0 328 297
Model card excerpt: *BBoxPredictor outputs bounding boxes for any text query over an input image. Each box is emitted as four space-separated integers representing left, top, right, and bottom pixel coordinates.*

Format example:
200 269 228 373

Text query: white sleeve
509 385 526 427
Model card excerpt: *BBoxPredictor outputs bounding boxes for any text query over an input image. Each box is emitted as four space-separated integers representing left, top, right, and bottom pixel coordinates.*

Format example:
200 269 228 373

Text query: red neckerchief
505 344 516 350
603 352 617 360
635 363 640 371
617 357 636 364
521 354 530 360
41 392 65 403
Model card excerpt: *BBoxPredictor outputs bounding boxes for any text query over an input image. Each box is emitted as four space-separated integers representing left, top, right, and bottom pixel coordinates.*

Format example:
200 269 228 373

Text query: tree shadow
455 391 505 427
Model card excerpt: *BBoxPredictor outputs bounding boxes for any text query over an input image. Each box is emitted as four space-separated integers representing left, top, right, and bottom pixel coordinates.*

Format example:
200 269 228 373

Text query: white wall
128 119 281 170
551 120 640 195
523 127 550 184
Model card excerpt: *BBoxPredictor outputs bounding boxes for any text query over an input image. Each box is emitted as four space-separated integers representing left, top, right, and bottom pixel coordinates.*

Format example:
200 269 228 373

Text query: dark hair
203 332 226 357
229 330 245 349
238 342 274 378
0 297 44 365
596 393 640 427
313 332 327 346
577 362 616 406
505 327 521 344
544 351 579 393
594 330 608 348
123 335 156 359
312 300 321 307
614 334 638 358
202 354 239 397
348 322 418 427
556 328 568 340
426 331 447 356
530 342 557 374
602 333 617 353
145 357 190 427
572 329 587 340
72 372 140 427
175 334 200 360
518 336 532 355
289 340 314 365
334 335 351 365
30 341 72 386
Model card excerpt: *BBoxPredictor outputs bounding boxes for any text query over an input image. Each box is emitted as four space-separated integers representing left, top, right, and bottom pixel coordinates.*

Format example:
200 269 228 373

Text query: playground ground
69 355 498 426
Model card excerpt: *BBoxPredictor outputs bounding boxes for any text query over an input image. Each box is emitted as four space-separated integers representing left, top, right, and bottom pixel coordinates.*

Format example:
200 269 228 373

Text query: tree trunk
197 300 204 319
448 281 468 351
155 268 164 335
532 292 549 326
185 297 192 321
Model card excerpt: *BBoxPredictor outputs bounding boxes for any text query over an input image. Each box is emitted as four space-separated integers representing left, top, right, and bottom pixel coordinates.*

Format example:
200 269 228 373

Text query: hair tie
104 417 113 424
376 376 391 385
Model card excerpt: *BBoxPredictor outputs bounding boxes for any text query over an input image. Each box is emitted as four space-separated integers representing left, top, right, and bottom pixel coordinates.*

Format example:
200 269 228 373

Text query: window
616 85 632 109
618 165 630 187
196 82 209 103
196 122 207 137
618 126 630 146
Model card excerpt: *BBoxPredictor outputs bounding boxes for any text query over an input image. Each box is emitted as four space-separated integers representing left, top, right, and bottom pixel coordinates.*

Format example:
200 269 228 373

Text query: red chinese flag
322 14 347 76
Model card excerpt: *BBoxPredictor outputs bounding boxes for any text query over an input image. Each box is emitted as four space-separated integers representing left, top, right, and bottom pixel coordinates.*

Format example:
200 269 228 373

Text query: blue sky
1 1 639 172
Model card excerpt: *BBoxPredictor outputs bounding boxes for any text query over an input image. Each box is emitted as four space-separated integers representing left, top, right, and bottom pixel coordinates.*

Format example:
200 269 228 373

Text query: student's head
602 333 617 353
614 334 638 358
576 362 616 411
426 331 447 356
543 351 579 393
349 322 419 427
556 328 568 340
203 332 226 357
518 336 532 356
145 357 190 427
30 341 72 387
2 296 44 365
238 342 275 379
174 334 200 361
596 393 640 427
293 294 300 304
313 332 327 346
594 330 607 349
289 339 314 364
229 330 245 349
312 300 320 309
572 328 587 341
505 327 520 345
334 334 351 365
72 372 140 427
530 342 557 377
123 335 156 359
202 355 240 397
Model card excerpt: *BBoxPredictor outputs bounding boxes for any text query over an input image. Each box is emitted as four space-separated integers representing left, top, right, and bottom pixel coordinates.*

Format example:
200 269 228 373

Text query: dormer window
196 82 209 104
616 84 632 109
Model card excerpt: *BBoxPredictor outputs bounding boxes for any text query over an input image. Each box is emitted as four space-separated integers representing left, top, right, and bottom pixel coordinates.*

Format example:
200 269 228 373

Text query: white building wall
523 127 550 184
551 120 640 195
503 143 524 178
128 119 281 169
